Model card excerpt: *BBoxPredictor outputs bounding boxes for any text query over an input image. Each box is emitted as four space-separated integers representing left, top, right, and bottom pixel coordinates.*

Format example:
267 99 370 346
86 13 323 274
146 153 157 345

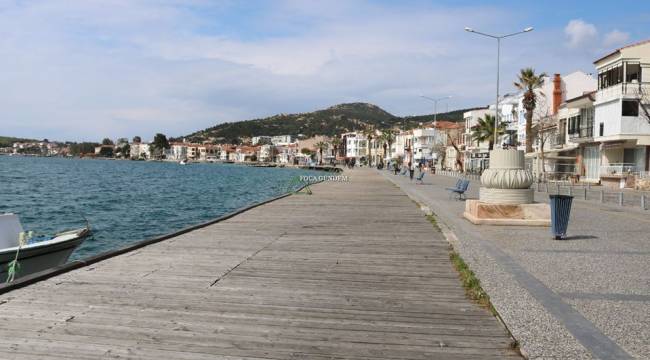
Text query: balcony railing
568 126 593 139
596 81 650 103
600 163 640 176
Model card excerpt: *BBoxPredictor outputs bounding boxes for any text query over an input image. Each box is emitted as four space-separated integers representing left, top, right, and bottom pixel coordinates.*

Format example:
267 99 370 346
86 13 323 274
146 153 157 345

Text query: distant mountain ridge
183 102 477 143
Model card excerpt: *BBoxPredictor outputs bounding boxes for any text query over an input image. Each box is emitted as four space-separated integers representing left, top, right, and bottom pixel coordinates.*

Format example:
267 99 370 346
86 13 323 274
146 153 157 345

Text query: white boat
0 213 90 283
179 159 188 165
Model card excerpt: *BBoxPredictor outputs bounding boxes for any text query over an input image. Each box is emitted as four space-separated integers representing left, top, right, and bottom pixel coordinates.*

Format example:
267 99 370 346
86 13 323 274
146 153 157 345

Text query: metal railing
568 126 593 139
434 170 650 210
600 163 640 176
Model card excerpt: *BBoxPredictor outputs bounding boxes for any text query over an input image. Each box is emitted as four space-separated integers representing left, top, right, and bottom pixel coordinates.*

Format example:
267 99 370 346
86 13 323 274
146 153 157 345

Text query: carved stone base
463 199 550 226
479 187 534 204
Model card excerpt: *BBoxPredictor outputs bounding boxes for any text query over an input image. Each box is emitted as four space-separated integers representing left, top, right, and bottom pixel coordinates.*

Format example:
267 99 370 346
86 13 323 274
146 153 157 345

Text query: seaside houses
235 146 259 162
523 72 596 179
168 143 187 161
130 142 151 160
258 144 275 162
463 108 493 173
341 132 367 163
276 143 299 164
251 136 272 145
592 39 650 188
271 135 295 146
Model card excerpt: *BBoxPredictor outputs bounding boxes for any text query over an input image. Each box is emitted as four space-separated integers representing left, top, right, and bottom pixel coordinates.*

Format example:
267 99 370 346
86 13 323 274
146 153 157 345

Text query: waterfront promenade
0 170 519 359
383 171 650 359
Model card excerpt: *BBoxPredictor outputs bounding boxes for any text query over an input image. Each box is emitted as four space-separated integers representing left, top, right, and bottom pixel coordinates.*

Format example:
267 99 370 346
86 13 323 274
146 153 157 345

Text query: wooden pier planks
0 169 520 359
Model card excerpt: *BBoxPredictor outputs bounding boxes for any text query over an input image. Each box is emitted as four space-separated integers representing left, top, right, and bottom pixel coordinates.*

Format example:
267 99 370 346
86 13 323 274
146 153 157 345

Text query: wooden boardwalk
0 169 519 359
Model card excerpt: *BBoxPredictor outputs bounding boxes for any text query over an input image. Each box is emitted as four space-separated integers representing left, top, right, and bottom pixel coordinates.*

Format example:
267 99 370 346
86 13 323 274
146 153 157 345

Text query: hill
0 136 39 147
183 103 478 143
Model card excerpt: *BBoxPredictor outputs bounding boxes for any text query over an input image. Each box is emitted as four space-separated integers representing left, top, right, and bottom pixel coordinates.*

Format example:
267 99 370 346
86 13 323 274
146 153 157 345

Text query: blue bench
446 179 470 200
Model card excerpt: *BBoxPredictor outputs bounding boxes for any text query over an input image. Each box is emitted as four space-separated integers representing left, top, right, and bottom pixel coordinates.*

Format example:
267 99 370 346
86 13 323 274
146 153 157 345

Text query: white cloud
0 2 604 141
564 19 598 49
603 29 630 48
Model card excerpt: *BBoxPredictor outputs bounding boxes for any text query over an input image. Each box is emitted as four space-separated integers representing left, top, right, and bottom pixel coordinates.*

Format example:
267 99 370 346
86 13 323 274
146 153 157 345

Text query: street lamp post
464 26 533 145
420 95 452 125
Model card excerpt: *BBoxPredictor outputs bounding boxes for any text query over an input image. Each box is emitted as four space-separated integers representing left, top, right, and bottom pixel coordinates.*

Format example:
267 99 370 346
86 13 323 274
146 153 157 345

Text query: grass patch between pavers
422 212 522 355
449 250 495 314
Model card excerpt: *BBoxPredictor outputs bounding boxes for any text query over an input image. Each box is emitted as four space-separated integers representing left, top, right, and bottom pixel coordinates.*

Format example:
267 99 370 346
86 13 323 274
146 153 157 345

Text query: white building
463 108 493 172
167 143 187 161
258 144 274 162
271 135 295 146
251 136 272 145
412 127 440 165
342 132 367 162
593 39 650 187
519 71 596 151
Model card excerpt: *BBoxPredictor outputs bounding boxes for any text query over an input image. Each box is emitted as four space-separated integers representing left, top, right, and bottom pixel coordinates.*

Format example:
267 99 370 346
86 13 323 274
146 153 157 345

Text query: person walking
408 161 414 181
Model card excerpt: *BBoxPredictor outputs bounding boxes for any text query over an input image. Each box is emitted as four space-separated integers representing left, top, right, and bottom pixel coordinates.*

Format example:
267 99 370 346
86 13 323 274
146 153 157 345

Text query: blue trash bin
549 195 573 240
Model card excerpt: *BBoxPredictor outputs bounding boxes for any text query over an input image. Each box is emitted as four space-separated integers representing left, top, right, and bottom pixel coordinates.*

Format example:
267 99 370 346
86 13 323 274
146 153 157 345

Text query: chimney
553 73 562 115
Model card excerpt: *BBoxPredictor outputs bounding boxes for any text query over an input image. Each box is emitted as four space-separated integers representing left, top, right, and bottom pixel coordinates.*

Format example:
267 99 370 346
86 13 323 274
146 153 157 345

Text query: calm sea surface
0 156 320 260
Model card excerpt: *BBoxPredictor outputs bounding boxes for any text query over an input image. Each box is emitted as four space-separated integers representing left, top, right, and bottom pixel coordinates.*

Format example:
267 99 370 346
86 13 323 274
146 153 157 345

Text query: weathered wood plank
0 169 519 359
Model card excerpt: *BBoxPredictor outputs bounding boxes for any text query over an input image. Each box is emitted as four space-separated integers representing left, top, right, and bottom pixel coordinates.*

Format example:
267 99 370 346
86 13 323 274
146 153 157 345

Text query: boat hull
0 229 88 283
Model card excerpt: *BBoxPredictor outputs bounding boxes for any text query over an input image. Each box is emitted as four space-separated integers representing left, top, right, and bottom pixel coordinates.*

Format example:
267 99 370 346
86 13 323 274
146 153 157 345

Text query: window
598 64 623 89
622 100 639 116
599 123 604 136
626 63 641 83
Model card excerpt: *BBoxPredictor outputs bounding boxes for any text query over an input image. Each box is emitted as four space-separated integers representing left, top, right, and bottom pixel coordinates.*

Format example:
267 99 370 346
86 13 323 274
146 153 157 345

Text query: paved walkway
0 169 519 359
382 170 650 360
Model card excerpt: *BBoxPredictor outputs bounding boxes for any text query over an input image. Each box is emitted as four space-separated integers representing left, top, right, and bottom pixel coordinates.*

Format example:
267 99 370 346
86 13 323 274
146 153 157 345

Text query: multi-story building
167 143 187 161
271 135 295 146
258 144 275 162
251 136 272 145
463 108 493 173
341 132 366 163
276 144 299 164
593 39 650 188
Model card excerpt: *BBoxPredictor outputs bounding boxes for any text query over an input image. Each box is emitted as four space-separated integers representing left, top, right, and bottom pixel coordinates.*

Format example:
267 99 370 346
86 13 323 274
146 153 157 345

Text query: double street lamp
420 95 452 125
464 26 533 145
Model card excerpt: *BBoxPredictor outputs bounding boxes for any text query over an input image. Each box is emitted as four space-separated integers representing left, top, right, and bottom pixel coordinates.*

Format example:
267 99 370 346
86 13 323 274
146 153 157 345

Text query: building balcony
600 163 640 177
595 82 650 105
568 127 594 143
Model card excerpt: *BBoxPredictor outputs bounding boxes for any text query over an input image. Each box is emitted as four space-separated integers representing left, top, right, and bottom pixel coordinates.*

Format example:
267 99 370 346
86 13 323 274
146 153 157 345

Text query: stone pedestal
463 149 550 226
463 200 550 226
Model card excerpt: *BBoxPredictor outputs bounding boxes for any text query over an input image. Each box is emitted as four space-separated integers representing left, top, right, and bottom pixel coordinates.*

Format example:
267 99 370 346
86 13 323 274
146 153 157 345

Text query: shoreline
2 154 341 172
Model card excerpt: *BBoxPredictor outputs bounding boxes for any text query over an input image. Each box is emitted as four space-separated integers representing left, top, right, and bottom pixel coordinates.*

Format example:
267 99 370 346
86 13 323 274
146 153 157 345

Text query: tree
472 114 505 151
314 141 328 165
102 138 114 146
362 126 375 166
514 68 547 153
98 146 113 157
149 133 170 159
132 136 142 144
115 138 130 158
380 129 396 161
329 137 341 160
630 85 650 124
446 133 464 172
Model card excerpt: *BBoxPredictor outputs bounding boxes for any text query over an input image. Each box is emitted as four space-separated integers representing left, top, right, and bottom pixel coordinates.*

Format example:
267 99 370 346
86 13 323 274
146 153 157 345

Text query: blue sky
1 0 649 141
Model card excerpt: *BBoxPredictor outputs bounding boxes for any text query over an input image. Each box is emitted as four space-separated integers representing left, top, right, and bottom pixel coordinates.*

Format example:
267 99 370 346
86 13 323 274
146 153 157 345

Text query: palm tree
472 114 505 151
514 68 547 153
362 126 375 166
314 141 328 165
329 137 341 161
380 129 396 162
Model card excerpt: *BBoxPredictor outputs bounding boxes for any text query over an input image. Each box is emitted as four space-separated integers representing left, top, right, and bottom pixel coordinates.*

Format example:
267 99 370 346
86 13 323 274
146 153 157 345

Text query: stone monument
463 149 550 226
